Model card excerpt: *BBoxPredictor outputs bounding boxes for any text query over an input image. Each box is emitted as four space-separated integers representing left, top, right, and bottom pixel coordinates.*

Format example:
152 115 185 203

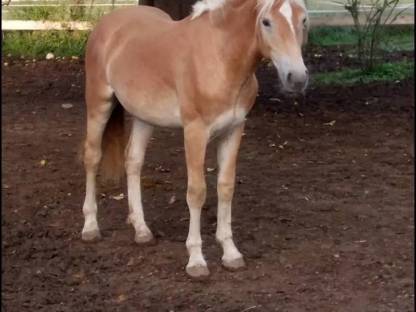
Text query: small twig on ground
241 306 260 312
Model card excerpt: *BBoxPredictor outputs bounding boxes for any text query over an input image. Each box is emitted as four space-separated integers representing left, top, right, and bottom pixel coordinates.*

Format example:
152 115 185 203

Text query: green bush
341 0 410 70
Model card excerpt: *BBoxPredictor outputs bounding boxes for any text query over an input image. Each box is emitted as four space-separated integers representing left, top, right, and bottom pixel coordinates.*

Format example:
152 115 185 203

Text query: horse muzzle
285 69 309 94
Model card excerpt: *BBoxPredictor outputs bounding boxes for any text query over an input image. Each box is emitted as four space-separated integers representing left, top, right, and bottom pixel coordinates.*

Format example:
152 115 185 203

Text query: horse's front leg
216 123 246 270
183 120 210 278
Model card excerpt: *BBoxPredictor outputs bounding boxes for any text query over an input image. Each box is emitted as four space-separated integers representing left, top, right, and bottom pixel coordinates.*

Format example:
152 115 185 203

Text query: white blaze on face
279 0 294 33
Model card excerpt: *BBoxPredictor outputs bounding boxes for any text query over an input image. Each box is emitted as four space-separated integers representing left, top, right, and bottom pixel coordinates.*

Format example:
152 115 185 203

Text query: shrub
337 0 410 70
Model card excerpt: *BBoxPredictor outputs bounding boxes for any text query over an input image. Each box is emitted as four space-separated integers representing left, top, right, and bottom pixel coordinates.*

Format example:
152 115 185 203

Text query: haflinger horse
82 0 309 278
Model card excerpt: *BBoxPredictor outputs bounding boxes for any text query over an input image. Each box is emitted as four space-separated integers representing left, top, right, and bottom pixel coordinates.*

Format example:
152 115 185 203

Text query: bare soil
2 56 414 312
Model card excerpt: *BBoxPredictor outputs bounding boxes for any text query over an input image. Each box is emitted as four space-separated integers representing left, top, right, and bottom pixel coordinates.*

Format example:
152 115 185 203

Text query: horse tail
100 95 126 183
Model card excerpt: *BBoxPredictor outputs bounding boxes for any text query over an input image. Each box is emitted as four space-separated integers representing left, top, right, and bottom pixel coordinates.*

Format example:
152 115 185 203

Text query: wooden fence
1 0 414 30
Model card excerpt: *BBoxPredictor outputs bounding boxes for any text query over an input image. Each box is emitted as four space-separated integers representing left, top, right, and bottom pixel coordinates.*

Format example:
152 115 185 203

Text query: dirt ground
1 53 414 312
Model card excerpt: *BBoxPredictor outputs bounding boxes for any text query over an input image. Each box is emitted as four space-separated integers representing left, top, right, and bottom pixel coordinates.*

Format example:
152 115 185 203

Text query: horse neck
194 0 261 80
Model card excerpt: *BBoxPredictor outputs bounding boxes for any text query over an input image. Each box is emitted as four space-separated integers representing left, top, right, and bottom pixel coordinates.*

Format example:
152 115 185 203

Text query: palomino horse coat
82 0 309 278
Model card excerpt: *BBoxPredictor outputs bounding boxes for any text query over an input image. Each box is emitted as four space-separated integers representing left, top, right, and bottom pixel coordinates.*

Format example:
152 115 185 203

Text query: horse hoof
222 257 246 271
82 229 101 242
186 265 210 279
135 232 155 245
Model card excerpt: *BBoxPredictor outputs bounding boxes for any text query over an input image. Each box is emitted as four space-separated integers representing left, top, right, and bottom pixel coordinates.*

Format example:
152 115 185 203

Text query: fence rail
1 0 414 30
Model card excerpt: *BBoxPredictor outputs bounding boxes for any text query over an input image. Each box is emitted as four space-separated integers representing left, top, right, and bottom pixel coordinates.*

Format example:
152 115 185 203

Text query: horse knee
125 158 143 175
218 181 235 202
187 182 207 208
84 142 102 169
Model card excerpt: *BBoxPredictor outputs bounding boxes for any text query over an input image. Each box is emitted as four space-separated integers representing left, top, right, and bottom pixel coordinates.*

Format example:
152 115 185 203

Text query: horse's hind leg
82 88 114 241
125 119 154 244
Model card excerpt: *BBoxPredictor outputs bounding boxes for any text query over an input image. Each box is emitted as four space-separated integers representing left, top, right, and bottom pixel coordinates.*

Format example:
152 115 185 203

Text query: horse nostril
287 72 292 83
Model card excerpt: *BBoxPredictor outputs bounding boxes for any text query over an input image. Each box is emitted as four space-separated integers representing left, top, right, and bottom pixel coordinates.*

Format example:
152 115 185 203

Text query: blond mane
191 0 227 19
191 0 306 20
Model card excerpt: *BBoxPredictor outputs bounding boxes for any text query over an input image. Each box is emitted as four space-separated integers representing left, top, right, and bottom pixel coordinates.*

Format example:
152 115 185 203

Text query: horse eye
302 17 307 25
262 19 271 27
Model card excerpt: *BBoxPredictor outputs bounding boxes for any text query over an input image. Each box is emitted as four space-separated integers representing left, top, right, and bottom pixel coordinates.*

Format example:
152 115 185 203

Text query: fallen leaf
116 294 127 303
111 193 125 200
40 159 47 166
355 240 367 243
169 195 176 205
61 103 73 109
155 165 170 173
72 271 85 280
323 120 336 126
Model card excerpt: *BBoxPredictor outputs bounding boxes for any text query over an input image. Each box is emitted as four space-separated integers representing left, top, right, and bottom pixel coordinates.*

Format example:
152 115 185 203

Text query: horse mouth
280 85 307 97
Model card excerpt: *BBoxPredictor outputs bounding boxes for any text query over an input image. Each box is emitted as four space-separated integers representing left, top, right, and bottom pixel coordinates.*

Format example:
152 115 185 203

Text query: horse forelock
256 0 306 20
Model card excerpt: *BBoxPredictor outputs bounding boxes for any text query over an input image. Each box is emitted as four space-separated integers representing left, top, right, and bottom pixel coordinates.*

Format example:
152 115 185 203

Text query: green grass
2 31 89 58
8 4 69 21
309 25 414 51
6 1 112 22
312 60 414 86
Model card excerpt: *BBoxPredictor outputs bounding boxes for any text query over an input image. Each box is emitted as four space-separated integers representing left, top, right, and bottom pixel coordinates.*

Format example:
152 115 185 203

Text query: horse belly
116 89 182 128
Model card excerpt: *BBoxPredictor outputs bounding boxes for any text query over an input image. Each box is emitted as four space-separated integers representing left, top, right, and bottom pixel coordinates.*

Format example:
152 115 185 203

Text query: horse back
85 6 176 74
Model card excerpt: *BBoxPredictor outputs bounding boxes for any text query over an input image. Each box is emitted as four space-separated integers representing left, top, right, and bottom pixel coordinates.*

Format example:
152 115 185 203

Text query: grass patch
309 26 357 46
312 61 414 86
2 31 89 58
309 25 414 51
6 1 112 22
